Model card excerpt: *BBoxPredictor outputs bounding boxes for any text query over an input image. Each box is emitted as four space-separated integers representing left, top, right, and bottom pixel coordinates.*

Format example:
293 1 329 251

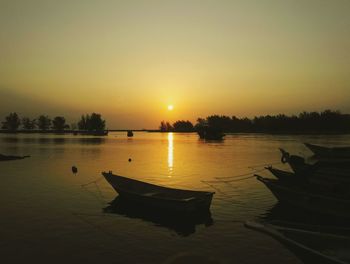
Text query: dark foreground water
1 132 349 264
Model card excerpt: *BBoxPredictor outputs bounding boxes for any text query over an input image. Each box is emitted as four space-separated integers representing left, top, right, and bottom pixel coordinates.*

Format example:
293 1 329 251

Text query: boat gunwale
305 143 350 152
255 175 350 203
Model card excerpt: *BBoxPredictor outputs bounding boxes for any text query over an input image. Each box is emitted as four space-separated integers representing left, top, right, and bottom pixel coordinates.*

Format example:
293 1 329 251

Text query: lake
1 132 349 263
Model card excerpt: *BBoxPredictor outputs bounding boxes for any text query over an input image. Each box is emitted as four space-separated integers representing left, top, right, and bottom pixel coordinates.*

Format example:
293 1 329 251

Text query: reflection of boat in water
102 171 215 213
256 175 350 218
305 143 350 159
104 197 213 237
0 153 30 161
245 221 350 264
197 126 225 140
127 130 133 137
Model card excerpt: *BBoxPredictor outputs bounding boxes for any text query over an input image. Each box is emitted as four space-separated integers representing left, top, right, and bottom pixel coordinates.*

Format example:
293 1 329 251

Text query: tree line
1 112 106 132
160 110 350 133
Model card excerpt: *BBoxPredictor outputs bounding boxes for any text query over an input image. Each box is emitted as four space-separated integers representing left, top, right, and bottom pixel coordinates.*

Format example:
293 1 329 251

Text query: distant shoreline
0 129 349 135
0 129 143 134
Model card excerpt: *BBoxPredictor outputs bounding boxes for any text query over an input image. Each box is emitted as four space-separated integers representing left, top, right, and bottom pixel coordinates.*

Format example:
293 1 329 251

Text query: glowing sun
167 105 174 111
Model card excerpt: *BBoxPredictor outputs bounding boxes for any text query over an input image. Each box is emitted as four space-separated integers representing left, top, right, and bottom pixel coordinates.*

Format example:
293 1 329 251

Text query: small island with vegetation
158 110 350 135
1 112 108 135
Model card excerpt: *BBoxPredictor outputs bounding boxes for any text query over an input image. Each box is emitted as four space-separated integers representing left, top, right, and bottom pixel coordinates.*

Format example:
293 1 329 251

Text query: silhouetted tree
78 114 89 130
78 113 105 131
70 122 78 130
159 121 173 132
37 115 51 131
22 117 36 130
89 113 105 131
52 116 69 131
195 110 350 134
2 112 21 131
173 120 194 132
160 121 167 132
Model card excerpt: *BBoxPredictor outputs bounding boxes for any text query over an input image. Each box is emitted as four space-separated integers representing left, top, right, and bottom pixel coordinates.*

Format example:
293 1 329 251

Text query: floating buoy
72 166 78 174
128 158 132 162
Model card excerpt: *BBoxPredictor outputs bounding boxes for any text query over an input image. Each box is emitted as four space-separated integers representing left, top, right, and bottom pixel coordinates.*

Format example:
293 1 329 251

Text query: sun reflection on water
168 132 173 176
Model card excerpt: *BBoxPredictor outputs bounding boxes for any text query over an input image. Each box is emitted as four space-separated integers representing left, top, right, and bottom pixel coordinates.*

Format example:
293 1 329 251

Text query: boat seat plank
182 197 196 202
143 192 158 197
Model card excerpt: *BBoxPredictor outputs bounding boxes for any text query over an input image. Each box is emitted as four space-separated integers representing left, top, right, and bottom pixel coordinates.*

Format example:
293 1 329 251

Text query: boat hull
305 143 350 159
257 176 350 219
102 172 214 213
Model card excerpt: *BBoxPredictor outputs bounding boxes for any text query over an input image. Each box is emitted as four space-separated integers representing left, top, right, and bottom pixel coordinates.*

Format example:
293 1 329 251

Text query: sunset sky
1 0 349 129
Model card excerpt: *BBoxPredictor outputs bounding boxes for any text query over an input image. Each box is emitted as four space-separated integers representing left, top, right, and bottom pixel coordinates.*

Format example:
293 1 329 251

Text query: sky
1 0 350 129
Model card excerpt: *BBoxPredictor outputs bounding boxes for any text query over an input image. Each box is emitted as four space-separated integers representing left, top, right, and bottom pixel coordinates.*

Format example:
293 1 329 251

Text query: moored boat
127 130 134 137
305 143 350 159
255 175 350 218
266 166 298 182
102 171 215 213
279 148 350 176
265 166 311 187
266 166 350 195
245 221 350 264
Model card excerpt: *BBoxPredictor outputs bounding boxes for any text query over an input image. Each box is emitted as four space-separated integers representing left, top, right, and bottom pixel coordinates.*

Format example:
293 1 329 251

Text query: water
1 132 349 263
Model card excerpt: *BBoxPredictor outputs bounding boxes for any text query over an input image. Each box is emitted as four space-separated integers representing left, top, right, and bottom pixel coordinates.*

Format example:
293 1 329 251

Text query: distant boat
255 175 350 218
197 126 225 140
102 171 215 213
0 154 30 161
127 130 134 137
245 221 350 264
305 143 350 159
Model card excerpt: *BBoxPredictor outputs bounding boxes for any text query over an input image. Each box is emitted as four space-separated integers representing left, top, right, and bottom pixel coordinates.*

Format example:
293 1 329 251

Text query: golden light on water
168 132 173 175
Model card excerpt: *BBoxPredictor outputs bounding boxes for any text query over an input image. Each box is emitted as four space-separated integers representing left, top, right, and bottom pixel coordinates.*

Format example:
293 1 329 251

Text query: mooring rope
247 160 281 169
81 176 108 205
81 176 104 187
215 167 266 180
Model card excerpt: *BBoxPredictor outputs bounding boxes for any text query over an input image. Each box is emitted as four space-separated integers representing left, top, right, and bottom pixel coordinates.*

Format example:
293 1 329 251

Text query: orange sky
1 1 350 129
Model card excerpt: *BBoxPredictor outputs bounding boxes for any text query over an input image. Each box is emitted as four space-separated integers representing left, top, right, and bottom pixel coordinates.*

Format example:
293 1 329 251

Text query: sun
167 105 174 111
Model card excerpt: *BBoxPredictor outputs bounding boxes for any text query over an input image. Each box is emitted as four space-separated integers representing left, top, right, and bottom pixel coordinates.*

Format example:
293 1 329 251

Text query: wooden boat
0 154 30 161
266 166 350 195
127 130 134 137
245 221 350 264
102 171 215 213
305 143 350 159
256 175 350 218
279 149 350 176
266 166 297 181
265 166 308 185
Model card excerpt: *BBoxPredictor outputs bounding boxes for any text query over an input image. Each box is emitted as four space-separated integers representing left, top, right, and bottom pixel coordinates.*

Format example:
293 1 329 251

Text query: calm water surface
1 132 349 263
